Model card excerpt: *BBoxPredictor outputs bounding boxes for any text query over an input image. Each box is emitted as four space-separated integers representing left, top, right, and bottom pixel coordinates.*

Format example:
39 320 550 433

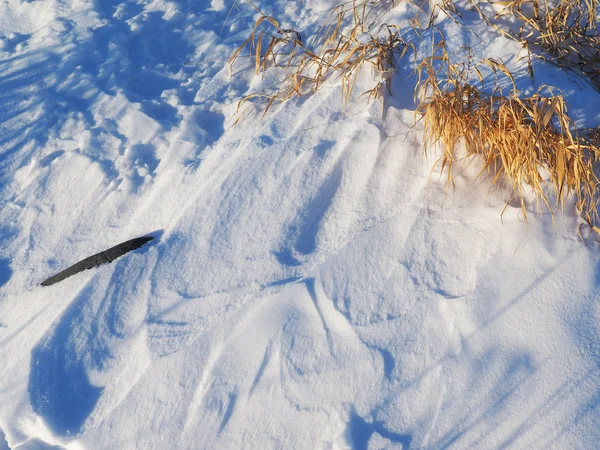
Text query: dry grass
416 35 600 229
228 0 413 120
464 0 600 90
229 0 600 232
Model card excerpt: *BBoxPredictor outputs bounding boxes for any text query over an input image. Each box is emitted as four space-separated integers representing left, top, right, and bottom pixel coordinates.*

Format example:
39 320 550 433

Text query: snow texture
0 0 599 448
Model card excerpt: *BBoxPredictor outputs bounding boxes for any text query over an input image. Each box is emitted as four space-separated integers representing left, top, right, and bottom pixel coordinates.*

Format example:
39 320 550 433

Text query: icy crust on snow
0 0 599 448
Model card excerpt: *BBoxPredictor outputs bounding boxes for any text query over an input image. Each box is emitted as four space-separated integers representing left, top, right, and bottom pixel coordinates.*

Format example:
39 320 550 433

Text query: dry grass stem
416 36 600 229
229 1 600 234
459 0 600 90
229 0 413 120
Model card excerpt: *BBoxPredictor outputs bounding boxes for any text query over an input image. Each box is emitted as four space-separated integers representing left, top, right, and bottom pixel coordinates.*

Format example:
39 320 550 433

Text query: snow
0 0 599 448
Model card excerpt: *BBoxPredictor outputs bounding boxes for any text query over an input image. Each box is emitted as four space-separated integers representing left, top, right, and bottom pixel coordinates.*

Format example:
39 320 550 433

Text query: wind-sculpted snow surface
0 0 599 448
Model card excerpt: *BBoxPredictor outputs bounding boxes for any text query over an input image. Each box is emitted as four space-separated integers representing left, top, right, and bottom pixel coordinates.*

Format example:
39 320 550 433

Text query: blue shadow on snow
349 411 412 449
28 287 104 437
0 258 12 289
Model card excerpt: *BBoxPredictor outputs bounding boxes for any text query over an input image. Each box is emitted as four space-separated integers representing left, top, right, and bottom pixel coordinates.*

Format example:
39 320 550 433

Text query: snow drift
0 0 599 448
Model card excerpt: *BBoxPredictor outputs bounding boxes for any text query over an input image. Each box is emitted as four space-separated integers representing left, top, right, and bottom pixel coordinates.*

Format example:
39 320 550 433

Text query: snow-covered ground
0 0 599 448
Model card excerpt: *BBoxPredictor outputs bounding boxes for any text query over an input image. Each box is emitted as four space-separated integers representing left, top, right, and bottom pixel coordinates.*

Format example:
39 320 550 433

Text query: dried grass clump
468 0 600 90
228 1 600 233
416 37 600 228
228 0 413 119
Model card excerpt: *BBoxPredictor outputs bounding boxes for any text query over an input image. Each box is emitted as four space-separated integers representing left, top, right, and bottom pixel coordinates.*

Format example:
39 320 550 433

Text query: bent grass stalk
229 1 600 234
460 0 600 90
416 35 600 230
228 0 412 121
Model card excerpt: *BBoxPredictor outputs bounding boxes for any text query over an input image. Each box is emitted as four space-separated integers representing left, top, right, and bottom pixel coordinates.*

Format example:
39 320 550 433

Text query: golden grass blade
229 0 410 120
417 38 600 231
